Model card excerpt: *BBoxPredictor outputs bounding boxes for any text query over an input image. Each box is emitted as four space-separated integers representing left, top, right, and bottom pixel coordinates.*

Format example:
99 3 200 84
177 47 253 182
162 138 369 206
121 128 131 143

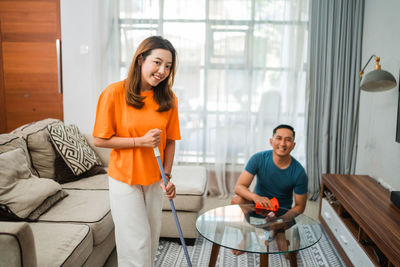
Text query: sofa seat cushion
162 166 207 212
37 190 113 246
163 195 205 212
82 229 115 267
61 173 109 190
161 211 198 239
30 222 92 267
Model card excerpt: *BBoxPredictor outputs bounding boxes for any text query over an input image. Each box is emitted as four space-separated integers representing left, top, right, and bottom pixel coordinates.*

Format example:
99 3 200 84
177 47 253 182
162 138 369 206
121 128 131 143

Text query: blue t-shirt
245 150 308 210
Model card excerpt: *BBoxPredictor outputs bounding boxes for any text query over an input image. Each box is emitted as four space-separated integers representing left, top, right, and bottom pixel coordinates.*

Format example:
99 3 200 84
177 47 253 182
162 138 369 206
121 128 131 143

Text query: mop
153 147 193 267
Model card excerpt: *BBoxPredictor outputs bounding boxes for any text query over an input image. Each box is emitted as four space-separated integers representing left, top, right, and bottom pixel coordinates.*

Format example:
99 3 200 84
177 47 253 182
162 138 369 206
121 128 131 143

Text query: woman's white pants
108 177 163 267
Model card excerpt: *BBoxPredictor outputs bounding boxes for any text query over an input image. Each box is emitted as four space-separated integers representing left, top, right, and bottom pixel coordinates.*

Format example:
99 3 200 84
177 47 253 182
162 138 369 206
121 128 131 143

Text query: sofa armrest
83 133 111 166
0 221 37 267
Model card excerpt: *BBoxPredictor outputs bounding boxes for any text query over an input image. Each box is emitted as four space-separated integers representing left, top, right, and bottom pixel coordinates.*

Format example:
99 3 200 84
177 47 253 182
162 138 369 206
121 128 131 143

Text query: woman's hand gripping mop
153 147 192 267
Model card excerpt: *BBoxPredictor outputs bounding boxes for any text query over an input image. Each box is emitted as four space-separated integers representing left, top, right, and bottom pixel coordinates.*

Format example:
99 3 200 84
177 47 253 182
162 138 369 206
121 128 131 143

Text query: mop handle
153 147 192 267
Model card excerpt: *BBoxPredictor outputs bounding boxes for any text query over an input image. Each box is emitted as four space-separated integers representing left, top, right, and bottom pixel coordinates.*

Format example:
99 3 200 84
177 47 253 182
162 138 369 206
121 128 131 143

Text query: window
118 0 309 165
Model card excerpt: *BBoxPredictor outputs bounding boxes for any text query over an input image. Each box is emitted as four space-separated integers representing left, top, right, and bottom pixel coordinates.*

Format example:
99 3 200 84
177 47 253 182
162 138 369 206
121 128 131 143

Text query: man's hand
252 195 273 210
160 180 176 199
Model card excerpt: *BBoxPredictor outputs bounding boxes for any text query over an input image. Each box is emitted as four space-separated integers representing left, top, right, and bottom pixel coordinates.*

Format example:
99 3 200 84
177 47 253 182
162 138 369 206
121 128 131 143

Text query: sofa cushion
82 133 110 166
0 148 67 221
82 228 115 267
62 173 109 190
161 211 198 239
0 133 38 176
172 166 208 195
27 190 69 221
53 147 106 184
48 124 103 176
30 222 93 267
0 221 37 267
11 118 62 178
162 166 207 212
163 195 205 212
37 189 113 245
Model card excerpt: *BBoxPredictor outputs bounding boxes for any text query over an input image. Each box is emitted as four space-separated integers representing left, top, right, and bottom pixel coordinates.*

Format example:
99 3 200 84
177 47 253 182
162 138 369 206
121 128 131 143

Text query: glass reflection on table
196 204 322 255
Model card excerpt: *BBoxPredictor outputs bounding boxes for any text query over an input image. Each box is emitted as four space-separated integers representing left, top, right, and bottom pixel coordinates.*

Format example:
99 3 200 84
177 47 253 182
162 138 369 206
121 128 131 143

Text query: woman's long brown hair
125 36 177 112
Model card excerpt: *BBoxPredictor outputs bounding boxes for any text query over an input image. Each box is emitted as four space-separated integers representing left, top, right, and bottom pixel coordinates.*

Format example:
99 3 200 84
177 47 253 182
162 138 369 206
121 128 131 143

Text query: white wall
60 0 400 190
356 0 400 190
60 0 118 134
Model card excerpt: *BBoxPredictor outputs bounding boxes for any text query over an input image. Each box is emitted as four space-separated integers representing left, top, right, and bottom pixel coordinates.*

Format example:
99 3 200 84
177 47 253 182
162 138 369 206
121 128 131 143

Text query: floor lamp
359 54 398 138
359 55 397 92
359 55 400 209
351 55 398 170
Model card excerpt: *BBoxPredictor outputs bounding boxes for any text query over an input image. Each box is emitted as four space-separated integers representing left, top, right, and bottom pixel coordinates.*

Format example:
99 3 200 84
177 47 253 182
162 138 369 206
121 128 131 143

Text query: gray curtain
306 0 365 200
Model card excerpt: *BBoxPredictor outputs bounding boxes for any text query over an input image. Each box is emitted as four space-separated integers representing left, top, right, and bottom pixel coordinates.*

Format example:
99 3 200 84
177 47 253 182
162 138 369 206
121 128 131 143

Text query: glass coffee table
196 204 322 267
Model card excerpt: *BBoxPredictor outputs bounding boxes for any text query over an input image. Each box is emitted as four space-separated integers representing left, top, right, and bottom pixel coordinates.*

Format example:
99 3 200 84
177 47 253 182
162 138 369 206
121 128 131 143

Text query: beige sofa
0 119 114 267
0 119 208 266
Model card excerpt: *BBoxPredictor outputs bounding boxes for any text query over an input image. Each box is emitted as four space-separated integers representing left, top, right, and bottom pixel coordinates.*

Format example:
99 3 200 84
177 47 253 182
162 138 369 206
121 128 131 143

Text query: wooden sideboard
319 174 400 267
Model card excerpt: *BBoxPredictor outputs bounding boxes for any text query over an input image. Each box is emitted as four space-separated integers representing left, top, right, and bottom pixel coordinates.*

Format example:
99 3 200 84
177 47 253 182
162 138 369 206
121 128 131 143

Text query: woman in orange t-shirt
92 36 181 267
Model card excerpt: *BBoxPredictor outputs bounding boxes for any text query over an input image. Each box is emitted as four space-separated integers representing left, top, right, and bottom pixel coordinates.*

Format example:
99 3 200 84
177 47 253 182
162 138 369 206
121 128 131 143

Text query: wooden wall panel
0 1 57 42
2 43 58 74
0 0 63 132
5 92 62 130
0 19 6 133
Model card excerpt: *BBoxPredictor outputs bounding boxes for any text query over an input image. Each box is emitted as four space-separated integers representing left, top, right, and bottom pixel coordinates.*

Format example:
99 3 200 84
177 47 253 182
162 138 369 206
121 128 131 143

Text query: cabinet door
0 0 63 133
321 198 374 267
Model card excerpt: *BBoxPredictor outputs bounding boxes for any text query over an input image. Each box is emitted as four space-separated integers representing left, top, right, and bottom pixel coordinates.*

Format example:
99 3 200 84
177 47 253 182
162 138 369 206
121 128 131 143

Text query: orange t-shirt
93 80 181 186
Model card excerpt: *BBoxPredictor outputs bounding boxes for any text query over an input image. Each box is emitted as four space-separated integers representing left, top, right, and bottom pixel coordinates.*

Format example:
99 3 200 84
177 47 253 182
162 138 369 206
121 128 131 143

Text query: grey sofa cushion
0 222 37 267
27 190 69 221
161 211 198 239
37 189 113 245
163 195 205 212
82 133 110 166
62 173 109 190
30 222 93 267
0 133 38 176
162 166 207 212
0 148 66 220
48 124 103 176
172 166 208 195
11 118 62 178
83 229 115 267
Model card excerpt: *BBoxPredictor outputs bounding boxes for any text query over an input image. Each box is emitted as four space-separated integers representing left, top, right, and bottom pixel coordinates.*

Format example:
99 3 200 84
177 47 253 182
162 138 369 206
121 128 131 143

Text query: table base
208 243 298 267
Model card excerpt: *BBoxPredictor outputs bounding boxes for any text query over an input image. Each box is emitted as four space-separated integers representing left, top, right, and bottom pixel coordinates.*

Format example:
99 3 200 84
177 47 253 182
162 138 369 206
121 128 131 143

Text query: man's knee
231 195 251 205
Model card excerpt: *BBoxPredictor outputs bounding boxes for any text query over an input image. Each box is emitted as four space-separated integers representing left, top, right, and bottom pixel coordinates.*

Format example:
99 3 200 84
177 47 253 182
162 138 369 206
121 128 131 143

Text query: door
0 0 63 133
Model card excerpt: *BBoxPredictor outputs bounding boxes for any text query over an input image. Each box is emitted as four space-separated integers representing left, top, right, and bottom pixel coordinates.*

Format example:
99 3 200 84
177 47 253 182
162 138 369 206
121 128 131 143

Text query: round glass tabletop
196 204 322 254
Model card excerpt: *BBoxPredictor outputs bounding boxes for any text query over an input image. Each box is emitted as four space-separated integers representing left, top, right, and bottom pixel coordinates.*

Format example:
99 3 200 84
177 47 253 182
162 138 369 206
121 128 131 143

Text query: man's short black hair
273 124 295 139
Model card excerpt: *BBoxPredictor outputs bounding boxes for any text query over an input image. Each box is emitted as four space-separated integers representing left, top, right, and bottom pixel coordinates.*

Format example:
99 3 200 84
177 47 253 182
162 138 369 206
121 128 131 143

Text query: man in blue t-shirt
232 124 308 215
231 125 308 255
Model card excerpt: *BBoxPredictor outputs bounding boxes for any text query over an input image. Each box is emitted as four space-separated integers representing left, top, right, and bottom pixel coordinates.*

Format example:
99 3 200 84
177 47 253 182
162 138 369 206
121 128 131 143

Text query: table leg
208 243 220 267
289 251 298 267
260 254 269 267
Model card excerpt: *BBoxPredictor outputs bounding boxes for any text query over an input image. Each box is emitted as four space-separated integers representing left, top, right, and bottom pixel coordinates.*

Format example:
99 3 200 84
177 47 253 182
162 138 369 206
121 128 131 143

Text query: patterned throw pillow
52 147 106 184
48 124 103 176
